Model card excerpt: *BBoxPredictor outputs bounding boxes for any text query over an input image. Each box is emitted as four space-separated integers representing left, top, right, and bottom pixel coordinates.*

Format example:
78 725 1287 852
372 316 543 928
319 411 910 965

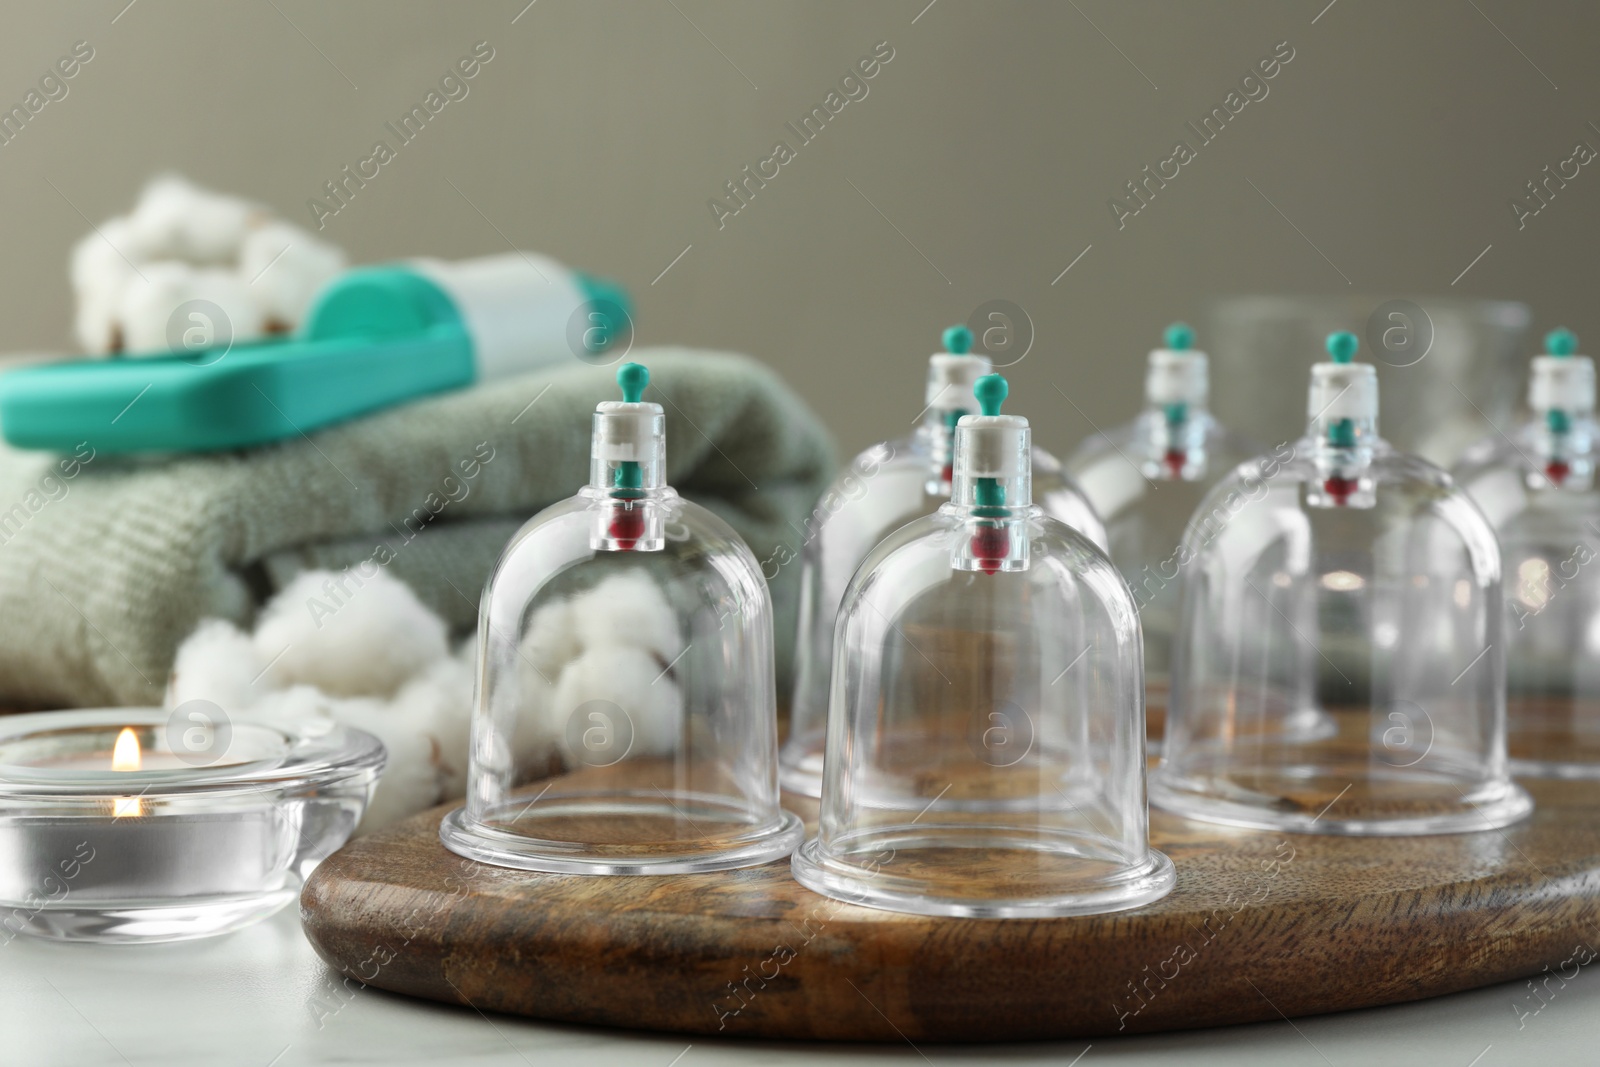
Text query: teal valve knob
1323 335 1359 446
1163 322 1194 351
612 362 651 493
1326 331 1359 364
971 373 1010 511
618 362 649 402
974 373 1007 416
943 324 973 355
1546 328 1578 358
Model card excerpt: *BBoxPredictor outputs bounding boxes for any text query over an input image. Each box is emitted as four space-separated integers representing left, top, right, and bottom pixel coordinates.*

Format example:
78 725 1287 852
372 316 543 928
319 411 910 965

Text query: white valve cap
1146 348 1208 407
956 414 1029 478
1529 355 1596 413
1308 362 1377 423
593 401 663 463
926 353 993 410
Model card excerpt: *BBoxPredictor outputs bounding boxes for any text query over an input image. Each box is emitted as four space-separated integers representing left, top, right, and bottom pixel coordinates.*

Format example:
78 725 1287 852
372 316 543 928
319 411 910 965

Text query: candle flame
112 727 142 817
112 728 141 771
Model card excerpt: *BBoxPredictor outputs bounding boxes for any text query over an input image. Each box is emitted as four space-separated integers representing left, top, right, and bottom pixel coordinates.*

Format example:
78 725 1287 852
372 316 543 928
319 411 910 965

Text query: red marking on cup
608 503 644 550
1323 475 1357 505
972 525 1009 575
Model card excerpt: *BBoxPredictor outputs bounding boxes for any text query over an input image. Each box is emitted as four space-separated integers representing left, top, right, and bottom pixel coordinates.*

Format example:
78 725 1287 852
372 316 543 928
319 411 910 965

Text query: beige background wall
0 0 1596 460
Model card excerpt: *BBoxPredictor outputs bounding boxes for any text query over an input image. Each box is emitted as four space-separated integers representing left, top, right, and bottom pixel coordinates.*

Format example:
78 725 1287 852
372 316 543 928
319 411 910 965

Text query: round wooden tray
299 777 1600 1041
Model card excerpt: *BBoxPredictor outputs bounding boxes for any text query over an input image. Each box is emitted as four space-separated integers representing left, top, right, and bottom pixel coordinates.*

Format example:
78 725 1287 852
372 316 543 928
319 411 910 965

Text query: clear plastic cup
791 375 1173 917
441 364 802 874
1152 333 1533 835
781 327 1104 799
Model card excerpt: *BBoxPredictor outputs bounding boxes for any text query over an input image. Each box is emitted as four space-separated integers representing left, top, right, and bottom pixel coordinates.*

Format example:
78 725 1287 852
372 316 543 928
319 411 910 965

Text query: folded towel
0 348 834 707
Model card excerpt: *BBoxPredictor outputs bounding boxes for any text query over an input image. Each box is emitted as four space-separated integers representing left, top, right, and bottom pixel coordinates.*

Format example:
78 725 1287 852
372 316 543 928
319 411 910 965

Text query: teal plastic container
0 253 630 453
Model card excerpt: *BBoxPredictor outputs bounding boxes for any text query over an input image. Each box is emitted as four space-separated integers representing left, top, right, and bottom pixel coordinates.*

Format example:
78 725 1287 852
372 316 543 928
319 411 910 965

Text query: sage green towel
0 348 834 707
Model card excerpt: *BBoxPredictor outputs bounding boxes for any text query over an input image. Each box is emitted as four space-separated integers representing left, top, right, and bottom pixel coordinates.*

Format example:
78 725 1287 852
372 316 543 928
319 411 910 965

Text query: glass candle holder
0 707 383 943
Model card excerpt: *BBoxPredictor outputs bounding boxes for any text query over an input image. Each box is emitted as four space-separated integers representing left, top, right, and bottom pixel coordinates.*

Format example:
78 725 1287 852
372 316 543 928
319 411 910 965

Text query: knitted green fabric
0 348 834 706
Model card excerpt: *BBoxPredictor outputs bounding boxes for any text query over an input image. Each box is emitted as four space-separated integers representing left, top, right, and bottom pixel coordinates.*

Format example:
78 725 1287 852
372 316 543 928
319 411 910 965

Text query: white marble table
0 904 1590 1066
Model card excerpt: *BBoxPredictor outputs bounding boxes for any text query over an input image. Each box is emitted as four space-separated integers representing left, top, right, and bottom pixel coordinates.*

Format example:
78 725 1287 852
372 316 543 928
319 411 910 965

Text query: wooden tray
299 777 1600 1041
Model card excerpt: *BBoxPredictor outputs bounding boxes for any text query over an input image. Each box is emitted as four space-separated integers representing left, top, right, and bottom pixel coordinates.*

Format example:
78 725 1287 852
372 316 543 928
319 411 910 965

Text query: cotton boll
113 262 194 354
70 219 141 354
163 569 471 835
479 646 560 780
165 618 267 711
128 175 260 264
74 293 124 356
252 684 440 833
254 569 449 699
248 682 342 728
571 572 685 663
71 218 133 291
239 221 346 329
393 652 475 800
193 266 270 344
328 696 446 833
552 645 683 765
518 598 582 684
126 176 196 258
116 262 267 355
66 174 350 356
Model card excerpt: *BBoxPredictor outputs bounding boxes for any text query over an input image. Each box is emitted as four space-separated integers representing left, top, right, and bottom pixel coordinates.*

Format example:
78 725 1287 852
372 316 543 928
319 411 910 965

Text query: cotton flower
253 569 448 699
115 262 265 355
551 645 683 765
518 598 582 683
126 175 262 264
240 220 347 329
252 684 441 834
165 618 269 712
68 174 346 356
570 570 686 664
519 570 688 764
391 648 476 800
70 217 141 353
164 566 690 834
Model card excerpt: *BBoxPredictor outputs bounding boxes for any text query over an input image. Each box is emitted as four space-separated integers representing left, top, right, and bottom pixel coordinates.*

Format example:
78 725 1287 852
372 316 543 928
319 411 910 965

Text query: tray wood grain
300 776 1600 1041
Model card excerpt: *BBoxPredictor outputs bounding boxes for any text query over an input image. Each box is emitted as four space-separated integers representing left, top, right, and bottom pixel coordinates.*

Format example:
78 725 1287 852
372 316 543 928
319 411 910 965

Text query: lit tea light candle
111 728 143 818
0 708 383 943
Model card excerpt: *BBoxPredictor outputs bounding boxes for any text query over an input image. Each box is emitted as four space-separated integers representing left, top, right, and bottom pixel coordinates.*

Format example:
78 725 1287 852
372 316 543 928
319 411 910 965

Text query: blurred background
0 0 1597 459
